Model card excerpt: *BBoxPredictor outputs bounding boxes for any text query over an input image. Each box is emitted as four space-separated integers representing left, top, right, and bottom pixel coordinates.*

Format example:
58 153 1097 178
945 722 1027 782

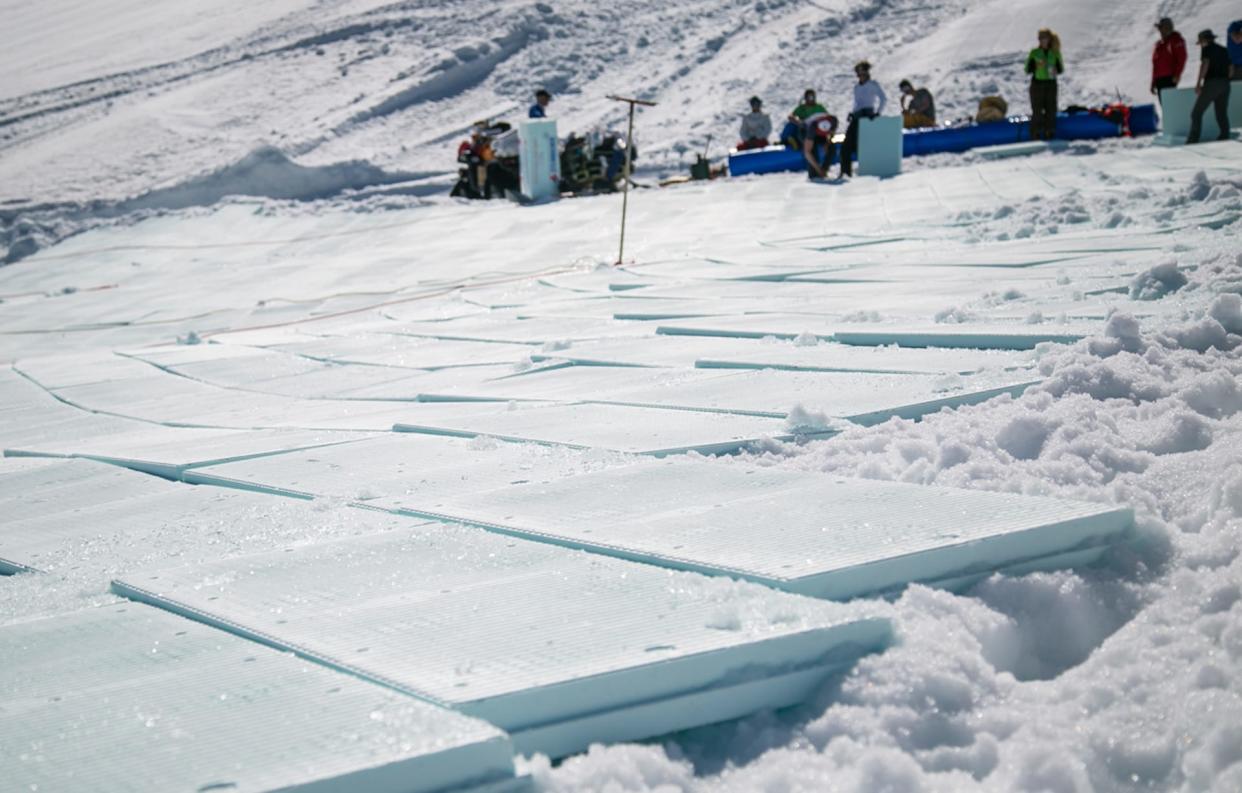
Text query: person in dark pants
1025 28 1064 141
1151 17 1187 101
839 60 887 178
1228 21 1241 80
1188 29 1232 143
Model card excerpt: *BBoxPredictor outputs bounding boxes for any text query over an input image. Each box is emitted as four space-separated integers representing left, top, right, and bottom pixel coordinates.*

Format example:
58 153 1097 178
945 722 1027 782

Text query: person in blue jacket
1229 20 1242 79
529 89 552 118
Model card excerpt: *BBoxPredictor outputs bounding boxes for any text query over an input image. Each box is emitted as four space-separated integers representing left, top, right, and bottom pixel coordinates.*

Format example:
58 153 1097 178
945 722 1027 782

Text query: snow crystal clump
467 434 501 451
842 310 883 323
1186 170 1211 202
1129 259 1188 300
792 330 820 347
785 404 845 434
934 306 978 324
1208 293 1242 335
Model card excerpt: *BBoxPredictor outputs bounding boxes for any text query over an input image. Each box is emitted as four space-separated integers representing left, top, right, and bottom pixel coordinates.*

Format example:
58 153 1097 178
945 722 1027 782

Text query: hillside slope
2 0 1236 210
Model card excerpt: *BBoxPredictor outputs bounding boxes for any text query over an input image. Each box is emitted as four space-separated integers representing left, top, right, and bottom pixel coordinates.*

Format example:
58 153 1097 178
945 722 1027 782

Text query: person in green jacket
787 89 837 177
1025 28 1064 140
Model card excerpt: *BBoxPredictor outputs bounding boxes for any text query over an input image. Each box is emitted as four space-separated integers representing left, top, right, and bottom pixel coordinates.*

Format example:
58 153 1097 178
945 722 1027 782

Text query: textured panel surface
415 365 731 403
658 318 1091 349
694 341 1033 375
185 433 650 505
418 462 1133 599
595 368 1037 420
1 605 519 793
0 458 423 580
393 402 815 455
113 525 890 754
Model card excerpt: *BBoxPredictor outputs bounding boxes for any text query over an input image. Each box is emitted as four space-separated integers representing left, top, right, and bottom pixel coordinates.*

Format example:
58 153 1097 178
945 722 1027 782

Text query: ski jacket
1229 21 1242 67
739 111 772 141
1025 48 1064 81
1152 32 1188 83
803 111 838 137
529 104 546 118
791 102 828 121
1201 42 1231 81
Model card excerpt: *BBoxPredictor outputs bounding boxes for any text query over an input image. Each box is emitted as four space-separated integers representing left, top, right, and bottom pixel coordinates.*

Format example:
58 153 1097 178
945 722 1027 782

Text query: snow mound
120 146 416 212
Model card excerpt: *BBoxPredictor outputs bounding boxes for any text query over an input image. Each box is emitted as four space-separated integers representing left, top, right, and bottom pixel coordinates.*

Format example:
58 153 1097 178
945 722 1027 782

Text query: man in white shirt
840 60 887 178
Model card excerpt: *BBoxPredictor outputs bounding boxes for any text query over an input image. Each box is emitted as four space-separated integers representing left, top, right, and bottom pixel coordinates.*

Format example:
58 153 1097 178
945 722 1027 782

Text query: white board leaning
518 119 560 202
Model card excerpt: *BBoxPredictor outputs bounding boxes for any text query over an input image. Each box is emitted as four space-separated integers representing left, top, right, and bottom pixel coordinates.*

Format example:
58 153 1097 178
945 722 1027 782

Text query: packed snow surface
3 0 1242 791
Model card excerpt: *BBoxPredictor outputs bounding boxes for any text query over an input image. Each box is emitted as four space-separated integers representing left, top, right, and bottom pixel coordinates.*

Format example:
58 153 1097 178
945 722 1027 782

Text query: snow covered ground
3 0 1238 259
3 1 1242 791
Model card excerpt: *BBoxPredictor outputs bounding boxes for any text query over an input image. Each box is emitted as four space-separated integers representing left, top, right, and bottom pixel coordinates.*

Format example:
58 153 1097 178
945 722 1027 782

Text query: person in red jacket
1152 17 1188 100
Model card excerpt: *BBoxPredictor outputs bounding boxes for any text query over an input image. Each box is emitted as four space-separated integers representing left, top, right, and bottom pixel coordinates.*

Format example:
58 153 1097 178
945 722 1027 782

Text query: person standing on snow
1187 29 1232 143
1026 28 1064 141
529 89 552 118
839 61 886 178
1228 21 1242 80
1151 17 1188 101
738 96 772 150
898 79 935 128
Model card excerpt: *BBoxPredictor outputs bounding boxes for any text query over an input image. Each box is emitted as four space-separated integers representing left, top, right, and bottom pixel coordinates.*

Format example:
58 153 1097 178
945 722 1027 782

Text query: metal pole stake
607 95 657 266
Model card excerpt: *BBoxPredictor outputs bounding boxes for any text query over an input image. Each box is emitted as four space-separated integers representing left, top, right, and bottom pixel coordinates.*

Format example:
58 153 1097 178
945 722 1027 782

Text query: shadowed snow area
3 0 1242 791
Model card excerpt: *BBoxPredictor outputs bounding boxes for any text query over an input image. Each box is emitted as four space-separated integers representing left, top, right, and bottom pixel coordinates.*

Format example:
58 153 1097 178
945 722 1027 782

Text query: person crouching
899 79 936 128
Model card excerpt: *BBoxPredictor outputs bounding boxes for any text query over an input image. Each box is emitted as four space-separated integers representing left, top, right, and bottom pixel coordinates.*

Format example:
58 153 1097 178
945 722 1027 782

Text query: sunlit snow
2 0 1241 791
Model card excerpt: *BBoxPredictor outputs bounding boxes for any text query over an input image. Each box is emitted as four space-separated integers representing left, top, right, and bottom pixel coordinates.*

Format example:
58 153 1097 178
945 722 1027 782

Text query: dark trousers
1153 75 1176 105
1029 80 1058 140
840 109 875 176
1188 79 1232 143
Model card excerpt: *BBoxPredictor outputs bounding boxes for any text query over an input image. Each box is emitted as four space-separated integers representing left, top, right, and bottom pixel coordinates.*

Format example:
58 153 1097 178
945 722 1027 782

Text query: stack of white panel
113 524 892 759
411 462 1133 599
2 605 527 793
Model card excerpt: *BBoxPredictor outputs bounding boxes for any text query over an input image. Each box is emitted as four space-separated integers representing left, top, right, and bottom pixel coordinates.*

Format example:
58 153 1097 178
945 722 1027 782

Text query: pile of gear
451 120 636 200
450 121 519 200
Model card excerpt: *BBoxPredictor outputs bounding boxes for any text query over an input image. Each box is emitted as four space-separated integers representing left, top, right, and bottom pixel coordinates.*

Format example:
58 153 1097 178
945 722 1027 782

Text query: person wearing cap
839 60 887 178
1025 28 1064 141
529 89 552 118
1228 21 1241 80
1187 29 1231 143
898 79 936 128
738 96 772 151
1151 18 1187 101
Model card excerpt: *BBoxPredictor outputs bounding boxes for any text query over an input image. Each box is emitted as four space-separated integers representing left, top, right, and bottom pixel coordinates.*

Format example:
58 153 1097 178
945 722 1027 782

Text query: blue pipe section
729 104 1158 177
